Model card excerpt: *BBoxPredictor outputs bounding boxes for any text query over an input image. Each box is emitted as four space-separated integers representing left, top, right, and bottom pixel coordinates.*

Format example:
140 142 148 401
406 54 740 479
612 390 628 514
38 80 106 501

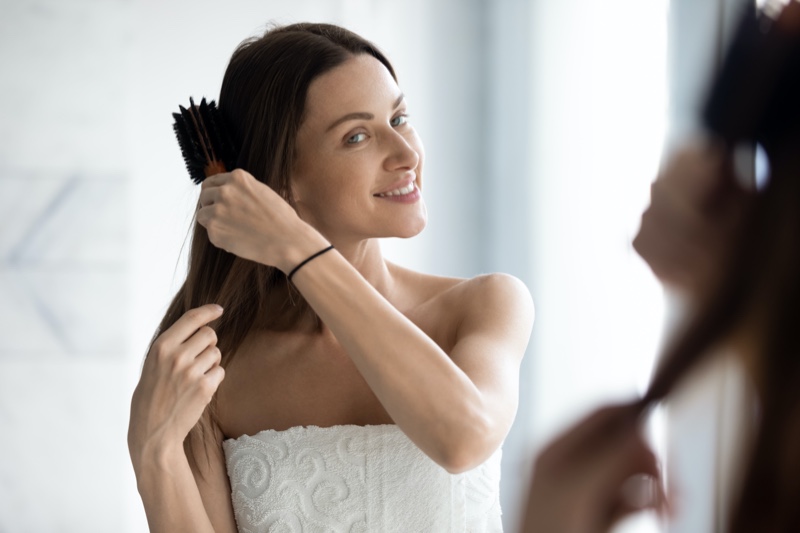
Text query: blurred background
0 0 744 531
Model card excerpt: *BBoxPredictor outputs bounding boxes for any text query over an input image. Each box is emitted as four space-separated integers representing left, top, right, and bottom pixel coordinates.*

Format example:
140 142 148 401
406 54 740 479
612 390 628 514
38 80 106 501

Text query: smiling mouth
374 183 416 198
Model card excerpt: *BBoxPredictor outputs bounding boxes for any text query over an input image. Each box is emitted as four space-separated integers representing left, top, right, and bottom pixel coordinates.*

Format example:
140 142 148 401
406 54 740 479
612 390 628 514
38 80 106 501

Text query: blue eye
391 114 409 127
346 132 367 144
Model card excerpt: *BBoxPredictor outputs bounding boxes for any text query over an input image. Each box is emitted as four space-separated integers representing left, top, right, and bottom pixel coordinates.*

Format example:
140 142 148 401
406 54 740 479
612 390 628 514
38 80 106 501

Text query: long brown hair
643 141 800 532
151 23 396 464
642 4 800 529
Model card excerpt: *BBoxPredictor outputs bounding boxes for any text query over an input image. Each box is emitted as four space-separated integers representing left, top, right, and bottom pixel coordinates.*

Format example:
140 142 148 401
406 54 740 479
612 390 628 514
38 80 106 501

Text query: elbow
439 452 482 475
435 414 499 474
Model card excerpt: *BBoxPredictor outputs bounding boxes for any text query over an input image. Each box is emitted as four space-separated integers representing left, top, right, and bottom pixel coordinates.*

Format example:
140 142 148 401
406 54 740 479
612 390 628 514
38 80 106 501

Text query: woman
127 23 534 532
523 135 800 532
523 1 800 529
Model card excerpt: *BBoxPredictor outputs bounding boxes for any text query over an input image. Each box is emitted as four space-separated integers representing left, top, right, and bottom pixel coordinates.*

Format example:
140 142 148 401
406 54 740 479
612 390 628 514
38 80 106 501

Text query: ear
288 179 301 206
286 175 306 216
290 180 300 202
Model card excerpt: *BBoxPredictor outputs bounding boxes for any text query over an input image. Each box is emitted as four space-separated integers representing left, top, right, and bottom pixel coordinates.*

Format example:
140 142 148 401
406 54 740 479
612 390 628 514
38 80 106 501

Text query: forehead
303 54 400 127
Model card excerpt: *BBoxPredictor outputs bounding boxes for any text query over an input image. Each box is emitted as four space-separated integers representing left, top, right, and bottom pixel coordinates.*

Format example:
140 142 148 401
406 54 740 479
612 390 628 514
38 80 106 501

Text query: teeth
377 183 415 197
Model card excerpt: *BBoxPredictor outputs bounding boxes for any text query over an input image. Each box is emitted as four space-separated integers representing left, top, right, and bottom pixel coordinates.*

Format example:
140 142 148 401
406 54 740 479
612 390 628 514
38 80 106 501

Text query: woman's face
291 54 427 244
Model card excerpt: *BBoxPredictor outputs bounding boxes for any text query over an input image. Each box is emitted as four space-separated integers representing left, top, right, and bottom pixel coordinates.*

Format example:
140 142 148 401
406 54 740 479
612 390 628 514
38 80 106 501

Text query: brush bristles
172 97 237 184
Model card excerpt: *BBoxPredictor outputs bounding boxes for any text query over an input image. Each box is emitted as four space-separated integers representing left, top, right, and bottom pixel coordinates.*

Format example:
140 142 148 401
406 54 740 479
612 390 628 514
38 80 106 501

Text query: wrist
287 244 335 283
277 225 331 275
131 436 185 482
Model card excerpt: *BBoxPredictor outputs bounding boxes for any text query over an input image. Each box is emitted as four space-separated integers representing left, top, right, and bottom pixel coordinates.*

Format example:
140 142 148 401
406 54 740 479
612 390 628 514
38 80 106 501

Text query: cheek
292 155 333 199
293 163 359 212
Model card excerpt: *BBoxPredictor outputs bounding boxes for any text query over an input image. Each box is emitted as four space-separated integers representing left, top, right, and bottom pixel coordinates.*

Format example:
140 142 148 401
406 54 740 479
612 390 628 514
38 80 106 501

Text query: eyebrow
325 94 405 132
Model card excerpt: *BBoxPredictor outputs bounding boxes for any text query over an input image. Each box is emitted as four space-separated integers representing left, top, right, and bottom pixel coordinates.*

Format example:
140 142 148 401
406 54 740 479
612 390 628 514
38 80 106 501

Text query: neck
261 237 397 335
328 238 394 299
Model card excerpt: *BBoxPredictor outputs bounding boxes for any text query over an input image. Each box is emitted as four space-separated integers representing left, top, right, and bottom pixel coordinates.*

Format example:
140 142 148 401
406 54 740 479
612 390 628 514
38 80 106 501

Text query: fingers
607 474 667 527
540 402 643 467
198 185 221 208
607 471 668 526
192 344 222 375
200 171 230 190
524 402 663 533
592 429 660 489
195 169 244 228
198 172 232 212
178 344 224 404
198 365 226 402
190 345 225 404
200 169 251 191
580 418 666 529
180 326 219 364
587 425 666 524
160 304 224 349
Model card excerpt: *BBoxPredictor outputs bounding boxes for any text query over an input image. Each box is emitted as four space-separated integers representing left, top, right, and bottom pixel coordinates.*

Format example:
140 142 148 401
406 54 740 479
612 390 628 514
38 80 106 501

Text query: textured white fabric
223 424 503 533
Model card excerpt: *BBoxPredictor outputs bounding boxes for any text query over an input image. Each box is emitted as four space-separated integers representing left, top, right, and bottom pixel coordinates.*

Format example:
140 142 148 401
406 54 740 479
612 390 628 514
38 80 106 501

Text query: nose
384 129 420 171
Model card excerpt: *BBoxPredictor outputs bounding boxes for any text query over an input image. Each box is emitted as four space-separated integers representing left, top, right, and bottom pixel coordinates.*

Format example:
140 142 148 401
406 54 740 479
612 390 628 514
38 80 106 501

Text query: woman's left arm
197 170 534 473
294 255 534 473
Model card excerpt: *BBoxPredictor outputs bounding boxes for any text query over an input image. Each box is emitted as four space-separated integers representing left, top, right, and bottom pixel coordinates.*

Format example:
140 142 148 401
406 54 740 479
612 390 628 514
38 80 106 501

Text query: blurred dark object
703 0 800 153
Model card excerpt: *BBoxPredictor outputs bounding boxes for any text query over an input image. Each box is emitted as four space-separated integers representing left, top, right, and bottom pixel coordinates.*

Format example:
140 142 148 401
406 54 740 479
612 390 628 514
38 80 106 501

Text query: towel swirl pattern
223 424 503 532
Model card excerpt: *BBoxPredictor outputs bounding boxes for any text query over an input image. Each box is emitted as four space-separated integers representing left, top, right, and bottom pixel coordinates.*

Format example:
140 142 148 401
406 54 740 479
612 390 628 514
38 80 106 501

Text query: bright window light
526 2 669 530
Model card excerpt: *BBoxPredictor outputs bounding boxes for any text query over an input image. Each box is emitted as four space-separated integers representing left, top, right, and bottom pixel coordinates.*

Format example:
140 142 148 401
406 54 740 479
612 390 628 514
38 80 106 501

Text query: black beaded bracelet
287 245 335 283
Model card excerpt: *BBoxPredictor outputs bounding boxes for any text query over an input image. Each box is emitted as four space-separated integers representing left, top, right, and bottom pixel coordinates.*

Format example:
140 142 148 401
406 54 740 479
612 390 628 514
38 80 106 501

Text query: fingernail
213 304 224 313
621 474 659 510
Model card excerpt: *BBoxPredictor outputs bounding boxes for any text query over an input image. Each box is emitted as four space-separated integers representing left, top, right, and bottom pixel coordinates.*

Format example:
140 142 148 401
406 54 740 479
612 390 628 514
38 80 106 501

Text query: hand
633 141 751 297
197 169 315 271
521 403 665 533
128 304 225 471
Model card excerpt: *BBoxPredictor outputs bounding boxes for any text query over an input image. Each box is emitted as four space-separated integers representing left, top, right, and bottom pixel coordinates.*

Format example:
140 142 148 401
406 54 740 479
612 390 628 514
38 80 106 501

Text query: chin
393 214 428 239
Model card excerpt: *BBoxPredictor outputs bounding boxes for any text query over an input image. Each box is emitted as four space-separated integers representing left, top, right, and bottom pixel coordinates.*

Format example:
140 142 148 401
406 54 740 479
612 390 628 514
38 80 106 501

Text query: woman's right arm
128 304 238 532
521 403 665 533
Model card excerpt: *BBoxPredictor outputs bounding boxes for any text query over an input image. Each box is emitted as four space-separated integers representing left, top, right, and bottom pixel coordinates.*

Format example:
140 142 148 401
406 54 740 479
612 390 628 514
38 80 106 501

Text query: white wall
0 1 133 529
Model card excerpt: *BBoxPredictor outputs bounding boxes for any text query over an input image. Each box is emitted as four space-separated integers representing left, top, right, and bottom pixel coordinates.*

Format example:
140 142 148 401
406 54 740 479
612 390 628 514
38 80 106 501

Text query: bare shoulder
387 261 534 333
464 272 532 299
384 261 465 307
457 273 535 326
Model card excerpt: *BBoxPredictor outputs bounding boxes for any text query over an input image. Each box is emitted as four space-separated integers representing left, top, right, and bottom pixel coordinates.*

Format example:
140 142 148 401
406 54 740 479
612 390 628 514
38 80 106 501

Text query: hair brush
172 97 238 184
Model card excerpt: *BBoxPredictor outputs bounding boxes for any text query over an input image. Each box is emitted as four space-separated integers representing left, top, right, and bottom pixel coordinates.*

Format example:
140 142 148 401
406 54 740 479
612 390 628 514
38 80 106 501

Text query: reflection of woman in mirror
521 1 800 527
523 138 800 532
127 23 534 532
